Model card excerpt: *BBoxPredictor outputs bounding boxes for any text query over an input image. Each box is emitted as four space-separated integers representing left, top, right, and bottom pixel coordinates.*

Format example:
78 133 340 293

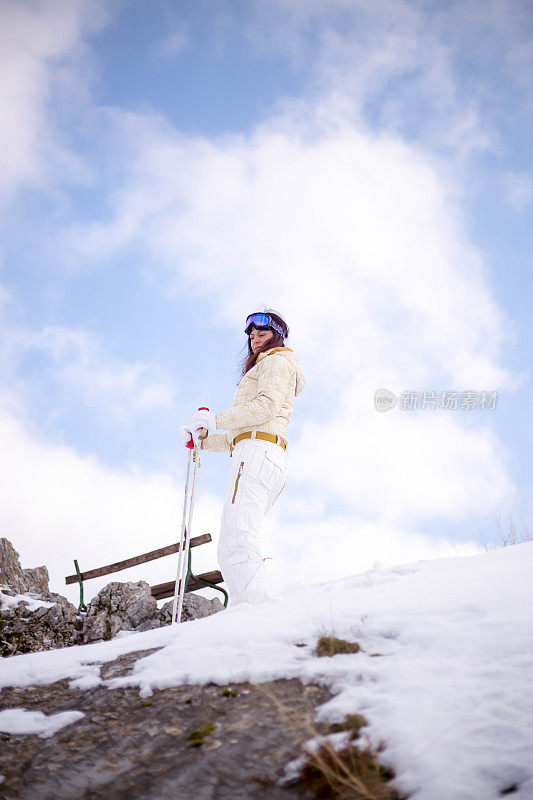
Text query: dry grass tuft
494 513 530 547
298 738 403 799
316 636 361 657
477 512 531 551
261 672 403 800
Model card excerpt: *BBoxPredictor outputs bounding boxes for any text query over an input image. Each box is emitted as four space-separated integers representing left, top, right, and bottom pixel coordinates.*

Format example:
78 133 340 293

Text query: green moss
188 723 215 747
221 688 237 697
328 713 367 740
315 635 360 657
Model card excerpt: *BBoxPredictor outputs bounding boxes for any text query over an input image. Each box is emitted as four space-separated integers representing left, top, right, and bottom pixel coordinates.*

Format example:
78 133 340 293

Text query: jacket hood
257 346 306 397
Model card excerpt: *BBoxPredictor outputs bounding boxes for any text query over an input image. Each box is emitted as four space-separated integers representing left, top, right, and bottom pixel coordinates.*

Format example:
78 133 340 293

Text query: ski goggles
244 313 285 337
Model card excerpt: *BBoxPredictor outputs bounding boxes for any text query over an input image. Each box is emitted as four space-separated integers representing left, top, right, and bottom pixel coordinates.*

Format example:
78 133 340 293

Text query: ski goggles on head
244 313 285 337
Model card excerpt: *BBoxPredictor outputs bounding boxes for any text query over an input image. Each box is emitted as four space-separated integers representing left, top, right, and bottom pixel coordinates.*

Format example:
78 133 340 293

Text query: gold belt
231 431 287 452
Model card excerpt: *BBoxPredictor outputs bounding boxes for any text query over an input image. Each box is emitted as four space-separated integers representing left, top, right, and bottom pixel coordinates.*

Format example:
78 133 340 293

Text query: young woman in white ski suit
182 311 305 607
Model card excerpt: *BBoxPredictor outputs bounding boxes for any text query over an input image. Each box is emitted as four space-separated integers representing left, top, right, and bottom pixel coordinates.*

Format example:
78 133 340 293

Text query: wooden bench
65 533 228 612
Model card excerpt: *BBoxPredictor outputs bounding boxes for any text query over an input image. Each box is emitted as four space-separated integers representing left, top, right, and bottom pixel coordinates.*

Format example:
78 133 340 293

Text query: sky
0 0 532 605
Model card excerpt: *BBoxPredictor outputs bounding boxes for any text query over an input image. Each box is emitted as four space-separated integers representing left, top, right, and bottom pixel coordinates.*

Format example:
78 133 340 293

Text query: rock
0 668 333 800
0 592 81 657
0 539 81 657
0 538 49 594
158 594 223 625
21 566 50 595
82 581 159 643
82 581 224 642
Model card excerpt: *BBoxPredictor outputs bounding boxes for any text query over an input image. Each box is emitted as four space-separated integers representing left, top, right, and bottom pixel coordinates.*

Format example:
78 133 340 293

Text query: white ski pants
217 437 287 607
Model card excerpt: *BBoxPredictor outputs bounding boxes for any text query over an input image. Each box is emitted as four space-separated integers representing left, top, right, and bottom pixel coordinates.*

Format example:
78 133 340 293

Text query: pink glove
180 425 193 449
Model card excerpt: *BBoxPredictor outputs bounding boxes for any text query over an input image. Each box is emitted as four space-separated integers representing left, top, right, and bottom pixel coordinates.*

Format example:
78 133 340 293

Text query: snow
1 543 532 799
0 708 84 737
0 589 56 611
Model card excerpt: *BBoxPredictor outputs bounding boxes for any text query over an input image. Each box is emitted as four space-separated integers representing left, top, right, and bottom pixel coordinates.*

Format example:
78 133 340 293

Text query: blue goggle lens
244 313 284 337
246 313 270 329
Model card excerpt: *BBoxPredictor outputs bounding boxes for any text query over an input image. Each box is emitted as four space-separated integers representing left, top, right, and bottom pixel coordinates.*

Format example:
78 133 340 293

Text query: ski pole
171 447 192 625
175 447 200 624
171 408 209 625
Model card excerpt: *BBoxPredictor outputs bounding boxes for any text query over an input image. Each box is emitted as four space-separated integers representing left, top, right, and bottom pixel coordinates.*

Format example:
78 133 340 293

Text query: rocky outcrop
82 581 222 643
0 539 50 595
0 592 82 657
1 539 82 657
1 539 223 656
82 580 159 643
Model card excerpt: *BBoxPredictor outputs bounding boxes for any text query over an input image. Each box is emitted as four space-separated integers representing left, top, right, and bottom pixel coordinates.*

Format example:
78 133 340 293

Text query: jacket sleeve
215 355 295 430
200 431 231 453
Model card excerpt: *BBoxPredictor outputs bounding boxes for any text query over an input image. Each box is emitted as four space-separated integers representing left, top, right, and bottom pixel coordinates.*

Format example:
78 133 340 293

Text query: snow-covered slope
1 543 532 800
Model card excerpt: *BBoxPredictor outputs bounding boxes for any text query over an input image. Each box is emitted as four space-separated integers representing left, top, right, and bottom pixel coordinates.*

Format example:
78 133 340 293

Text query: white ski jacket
201 346 306 454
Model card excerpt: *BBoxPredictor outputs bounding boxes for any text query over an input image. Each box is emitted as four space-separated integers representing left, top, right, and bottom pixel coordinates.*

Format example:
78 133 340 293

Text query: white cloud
264 512 483 594
58 106 521 537
0 0 109 208
65 110 519 382
246 0 533 137
2 321 176 424
291 406 515 523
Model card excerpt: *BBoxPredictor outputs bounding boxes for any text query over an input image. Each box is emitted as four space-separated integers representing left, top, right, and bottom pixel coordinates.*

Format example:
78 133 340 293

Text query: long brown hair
238 308 290 377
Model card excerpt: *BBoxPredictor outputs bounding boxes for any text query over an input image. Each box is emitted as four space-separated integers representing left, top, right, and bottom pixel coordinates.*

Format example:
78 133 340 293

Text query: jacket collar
256 346 293 363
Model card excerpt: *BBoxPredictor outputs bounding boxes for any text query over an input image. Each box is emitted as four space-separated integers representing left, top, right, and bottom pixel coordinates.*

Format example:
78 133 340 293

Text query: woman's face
250 326 274 353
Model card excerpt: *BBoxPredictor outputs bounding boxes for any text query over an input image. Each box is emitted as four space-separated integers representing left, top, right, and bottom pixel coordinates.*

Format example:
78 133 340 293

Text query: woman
181 310 306 607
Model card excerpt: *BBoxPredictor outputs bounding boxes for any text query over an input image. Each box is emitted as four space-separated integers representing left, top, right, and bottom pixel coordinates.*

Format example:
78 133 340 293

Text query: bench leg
74 559 88 613
187 549 229 608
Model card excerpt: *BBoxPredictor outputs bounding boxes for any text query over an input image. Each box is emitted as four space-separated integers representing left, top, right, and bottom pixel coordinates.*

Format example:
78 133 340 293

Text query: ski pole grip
197 407 209 440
